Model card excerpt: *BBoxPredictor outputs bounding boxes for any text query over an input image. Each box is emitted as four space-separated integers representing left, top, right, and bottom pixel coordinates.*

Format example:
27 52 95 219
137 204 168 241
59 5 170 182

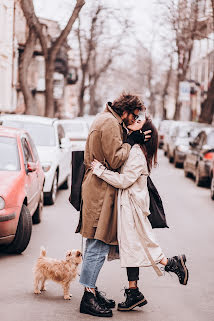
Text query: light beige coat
93 145 164 276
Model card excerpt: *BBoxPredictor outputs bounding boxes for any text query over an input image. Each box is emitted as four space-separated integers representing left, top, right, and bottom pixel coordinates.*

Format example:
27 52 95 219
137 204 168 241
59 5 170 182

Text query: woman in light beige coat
91 119 189 312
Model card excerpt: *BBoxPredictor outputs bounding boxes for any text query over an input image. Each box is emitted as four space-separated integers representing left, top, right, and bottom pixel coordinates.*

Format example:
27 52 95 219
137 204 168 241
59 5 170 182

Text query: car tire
32 191 43 224
169 154 174 163
3 205 32 254
184 162 191 178
211 176 214 200
45 172 58 205
195 166 202 187
60 174 71 190
174 153 179 168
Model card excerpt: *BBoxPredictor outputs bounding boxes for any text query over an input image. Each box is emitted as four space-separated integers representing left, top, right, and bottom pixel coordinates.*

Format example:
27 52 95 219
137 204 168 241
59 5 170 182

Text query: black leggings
126 267 139 281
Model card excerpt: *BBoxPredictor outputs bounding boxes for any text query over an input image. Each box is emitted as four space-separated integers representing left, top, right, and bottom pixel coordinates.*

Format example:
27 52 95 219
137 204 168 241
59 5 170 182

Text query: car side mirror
27 162 37 173
189 141 197 148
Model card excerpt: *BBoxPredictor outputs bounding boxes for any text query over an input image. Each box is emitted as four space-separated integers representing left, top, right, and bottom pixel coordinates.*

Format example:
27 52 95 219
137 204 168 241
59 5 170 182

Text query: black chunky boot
117 288 147 311
80 291 113 317
95 287 116 309
165 254 189 285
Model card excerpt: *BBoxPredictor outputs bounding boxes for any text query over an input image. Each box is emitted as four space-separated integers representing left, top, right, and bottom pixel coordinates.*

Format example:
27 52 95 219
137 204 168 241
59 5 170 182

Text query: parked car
59 118 89 151
158 120 175 149
0 127 44 253
0 115 71 205
210 161 214 200
166 121 203 166
159 120 176 153
184 127 214 186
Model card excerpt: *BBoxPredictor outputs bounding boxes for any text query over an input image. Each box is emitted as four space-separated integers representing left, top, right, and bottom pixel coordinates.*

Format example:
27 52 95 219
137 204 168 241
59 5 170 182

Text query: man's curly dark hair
110 92 144 116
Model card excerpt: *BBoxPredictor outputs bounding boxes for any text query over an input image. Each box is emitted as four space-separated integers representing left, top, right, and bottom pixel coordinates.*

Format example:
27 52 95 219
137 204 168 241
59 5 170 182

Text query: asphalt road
1 150 214 321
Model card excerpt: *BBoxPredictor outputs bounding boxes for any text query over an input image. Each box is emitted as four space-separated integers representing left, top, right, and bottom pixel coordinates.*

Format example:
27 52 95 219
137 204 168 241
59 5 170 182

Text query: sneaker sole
80 307 113 317
117 298 148 311
180 254 189 285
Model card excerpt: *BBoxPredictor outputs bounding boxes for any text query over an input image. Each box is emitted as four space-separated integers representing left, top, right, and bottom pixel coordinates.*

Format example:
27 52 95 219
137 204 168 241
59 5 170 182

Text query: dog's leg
63 282 72 300
40 278 46 291
34 276 41 294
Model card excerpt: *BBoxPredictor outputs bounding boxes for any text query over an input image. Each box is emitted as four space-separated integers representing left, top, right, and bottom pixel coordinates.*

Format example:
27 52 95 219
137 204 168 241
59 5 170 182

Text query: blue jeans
79 239 110 288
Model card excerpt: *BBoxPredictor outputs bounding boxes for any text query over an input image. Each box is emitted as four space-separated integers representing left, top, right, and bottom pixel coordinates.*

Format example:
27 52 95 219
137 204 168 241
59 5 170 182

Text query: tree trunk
173 77 181 120
19 28 37 115
89 81 96 115
78 70 86 116
199 75 214 123
45 57 55 117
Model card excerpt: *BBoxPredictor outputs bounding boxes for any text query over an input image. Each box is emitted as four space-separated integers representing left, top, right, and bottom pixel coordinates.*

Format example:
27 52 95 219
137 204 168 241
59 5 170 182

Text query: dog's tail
40 246 46 257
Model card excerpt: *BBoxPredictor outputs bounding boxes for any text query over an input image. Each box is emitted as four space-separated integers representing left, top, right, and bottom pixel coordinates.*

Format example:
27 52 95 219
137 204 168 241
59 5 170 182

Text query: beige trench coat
80 104 131 245
93 145 164 276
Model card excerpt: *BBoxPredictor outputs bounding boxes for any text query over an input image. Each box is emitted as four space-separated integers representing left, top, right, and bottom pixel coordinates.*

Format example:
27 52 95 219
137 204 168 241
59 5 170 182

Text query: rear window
61 122 85 133
2 121 56 146
0 136 21 171
207 131 214 146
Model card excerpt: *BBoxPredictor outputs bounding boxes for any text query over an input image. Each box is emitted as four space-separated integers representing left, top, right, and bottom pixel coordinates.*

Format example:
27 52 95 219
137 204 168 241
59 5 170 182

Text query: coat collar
105 103 128 132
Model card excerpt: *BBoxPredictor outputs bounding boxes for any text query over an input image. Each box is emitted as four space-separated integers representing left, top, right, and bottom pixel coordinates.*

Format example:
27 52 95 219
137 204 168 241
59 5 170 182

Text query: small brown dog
34 247 82 300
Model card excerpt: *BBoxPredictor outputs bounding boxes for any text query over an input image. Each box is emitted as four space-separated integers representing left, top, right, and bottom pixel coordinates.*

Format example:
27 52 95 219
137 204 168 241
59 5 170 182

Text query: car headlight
176 145 189 153
42 162 52 172
0 197 5 210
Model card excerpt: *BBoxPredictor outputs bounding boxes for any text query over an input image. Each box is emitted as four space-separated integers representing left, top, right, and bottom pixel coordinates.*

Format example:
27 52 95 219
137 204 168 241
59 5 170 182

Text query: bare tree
76 5 103 116
19 28 37 114
160 55 173 120
199 0 214 123
159 0 199 119
76 1 132 116
20 0 85 117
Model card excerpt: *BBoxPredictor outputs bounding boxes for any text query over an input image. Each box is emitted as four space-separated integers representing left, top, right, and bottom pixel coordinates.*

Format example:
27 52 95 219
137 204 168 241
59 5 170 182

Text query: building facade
0 2 78 116
0 0 20 112
187 0 214 121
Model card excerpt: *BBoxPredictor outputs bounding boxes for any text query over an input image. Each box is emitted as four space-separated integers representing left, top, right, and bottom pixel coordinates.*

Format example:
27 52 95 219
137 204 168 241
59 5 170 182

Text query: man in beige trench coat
78 93 151 318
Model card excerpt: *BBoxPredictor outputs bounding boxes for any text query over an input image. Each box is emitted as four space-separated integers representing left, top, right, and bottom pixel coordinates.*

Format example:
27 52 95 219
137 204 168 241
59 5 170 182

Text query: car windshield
61 122 85 133
0 136 20 171
207 131 214 146
2 121 56 146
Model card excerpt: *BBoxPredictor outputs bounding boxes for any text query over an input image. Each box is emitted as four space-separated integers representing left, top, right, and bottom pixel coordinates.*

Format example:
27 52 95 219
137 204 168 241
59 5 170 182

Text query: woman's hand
91 159 101 170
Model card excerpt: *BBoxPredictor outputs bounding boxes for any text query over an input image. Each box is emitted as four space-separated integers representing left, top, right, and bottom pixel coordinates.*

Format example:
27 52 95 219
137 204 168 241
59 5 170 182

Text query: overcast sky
34 0 160 49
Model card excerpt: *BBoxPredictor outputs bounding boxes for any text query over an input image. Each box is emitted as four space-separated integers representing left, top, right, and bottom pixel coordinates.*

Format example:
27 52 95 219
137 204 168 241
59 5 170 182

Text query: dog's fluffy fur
33 247 82 300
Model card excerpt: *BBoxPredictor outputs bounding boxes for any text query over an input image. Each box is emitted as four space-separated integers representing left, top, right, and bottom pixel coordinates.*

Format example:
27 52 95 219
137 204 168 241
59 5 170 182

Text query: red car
0 127 44 253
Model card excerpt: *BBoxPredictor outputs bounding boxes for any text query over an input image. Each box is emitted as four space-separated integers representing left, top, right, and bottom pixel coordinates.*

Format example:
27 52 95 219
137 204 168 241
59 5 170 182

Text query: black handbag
147 176 169 229
69 151 85 211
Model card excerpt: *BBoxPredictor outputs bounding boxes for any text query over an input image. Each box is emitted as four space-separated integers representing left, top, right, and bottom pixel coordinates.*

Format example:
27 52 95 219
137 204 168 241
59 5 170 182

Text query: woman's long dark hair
140 118 158 172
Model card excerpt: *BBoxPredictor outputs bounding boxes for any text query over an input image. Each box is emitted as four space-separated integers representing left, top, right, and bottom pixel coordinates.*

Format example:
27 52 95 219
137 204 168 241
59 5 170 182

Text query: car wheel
211 176 214 200
184 162 191 178
3 205 32 254
32 190 43 224
174 153 179 168
195 166 202 187
169 154 174 163
60 174 71 190
45 172 58 205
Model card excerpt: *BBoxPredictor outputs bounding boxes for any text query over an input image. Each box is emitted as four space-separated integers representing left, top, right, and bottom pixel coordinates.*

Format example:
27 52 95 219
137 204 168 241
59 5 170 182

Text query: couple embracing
76 93 188 318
